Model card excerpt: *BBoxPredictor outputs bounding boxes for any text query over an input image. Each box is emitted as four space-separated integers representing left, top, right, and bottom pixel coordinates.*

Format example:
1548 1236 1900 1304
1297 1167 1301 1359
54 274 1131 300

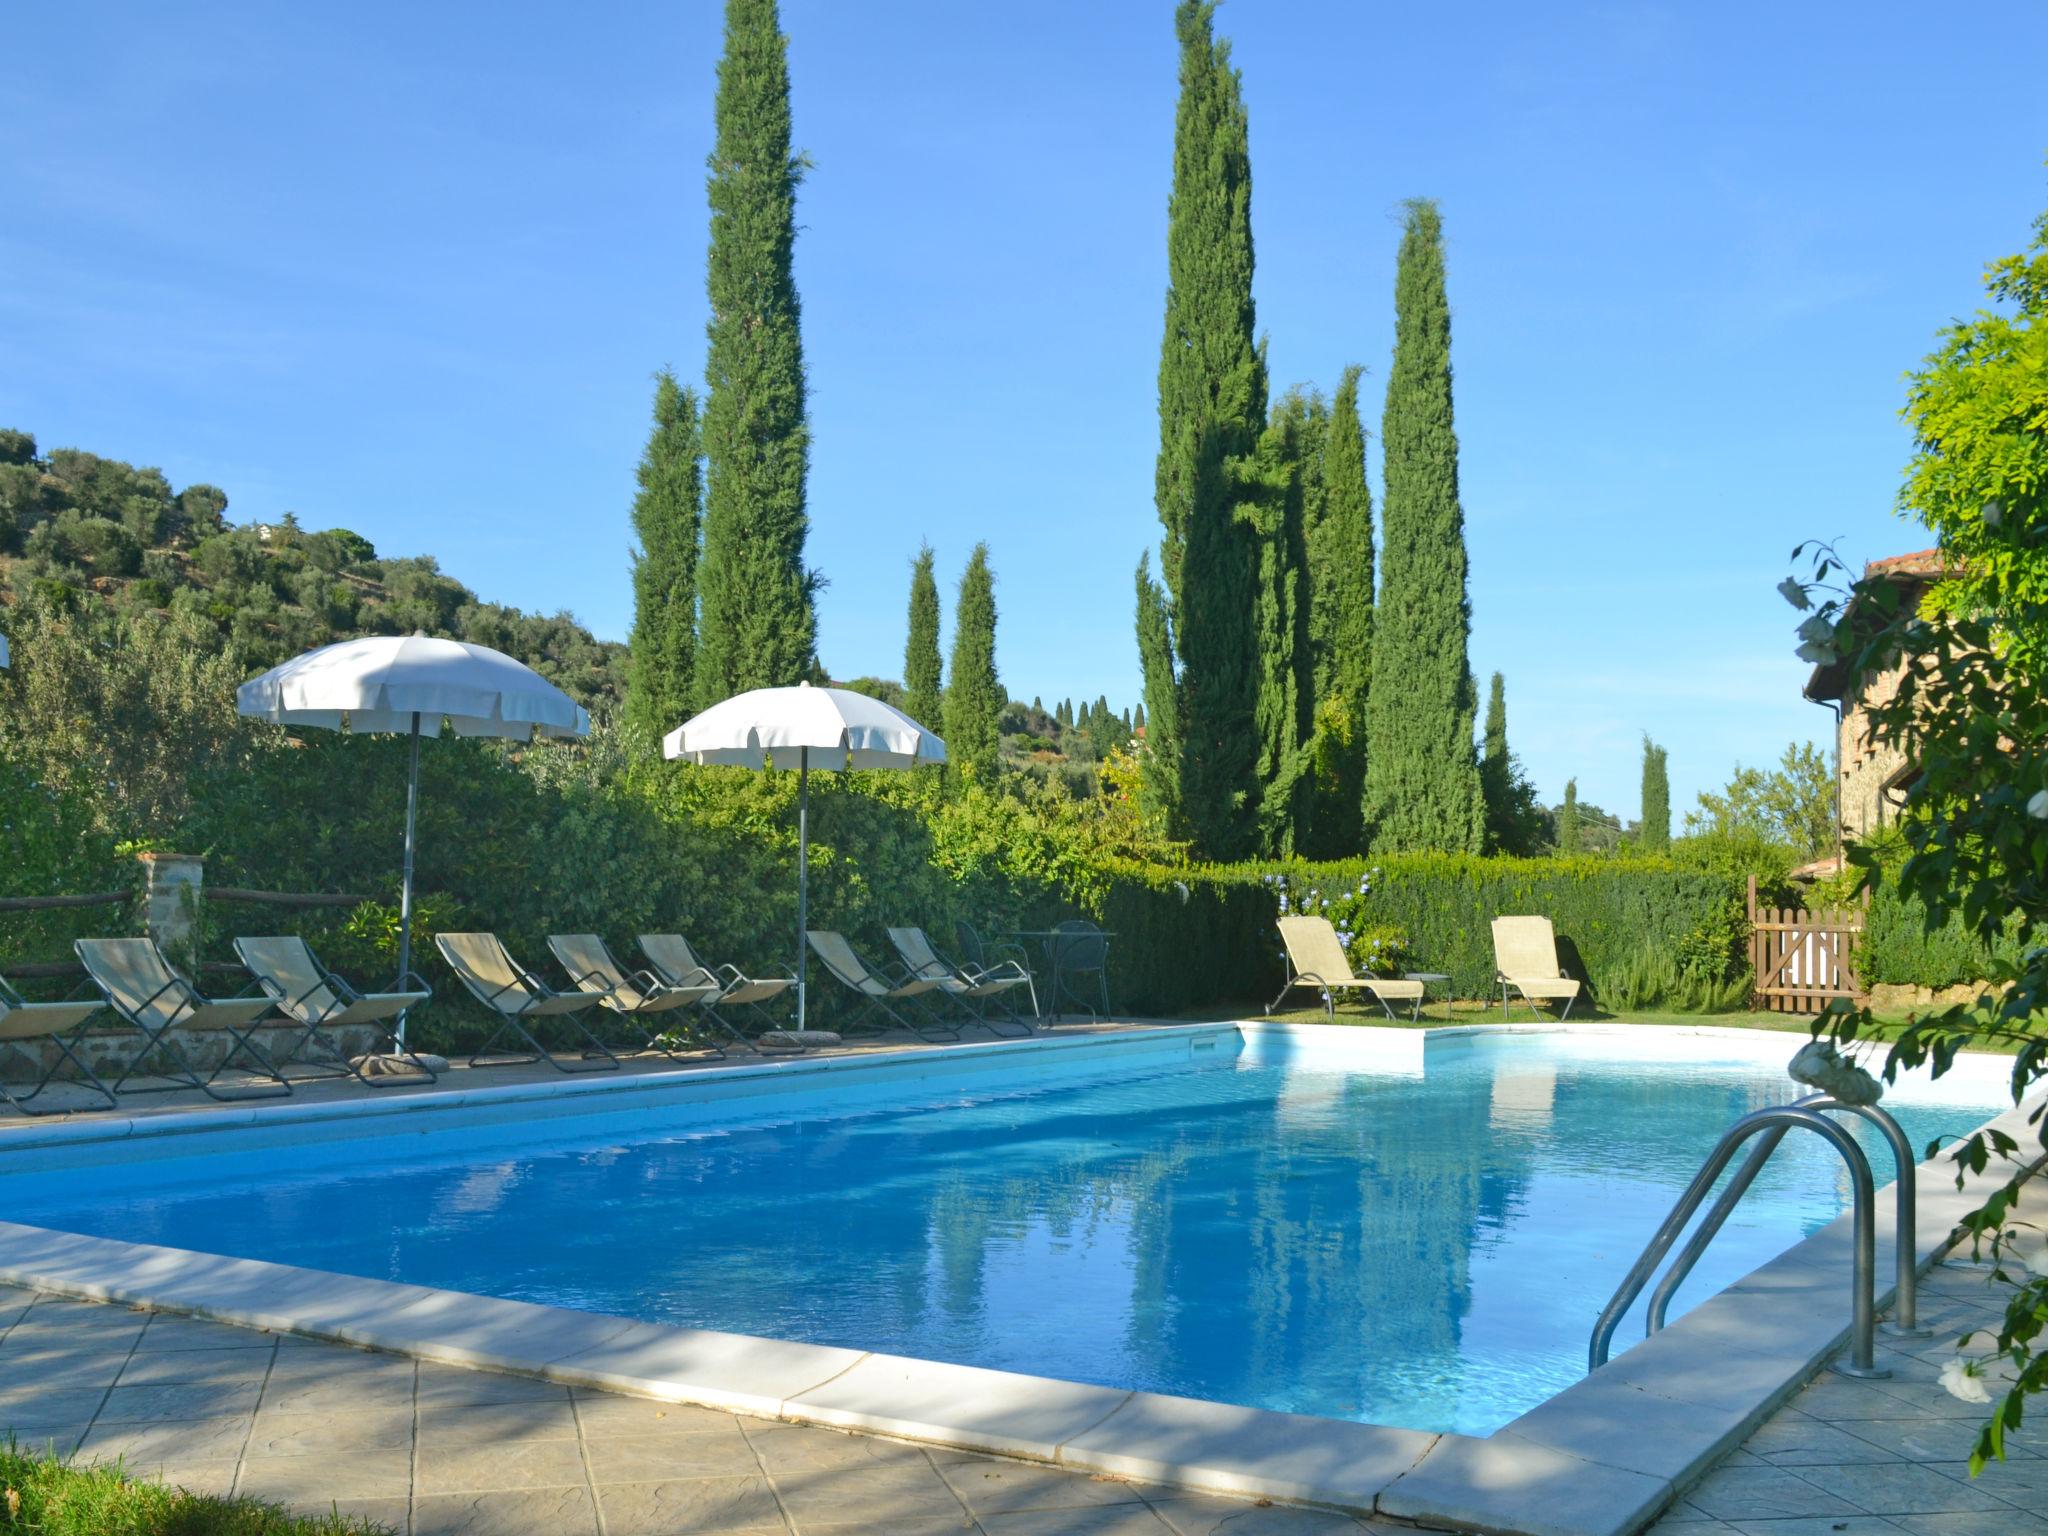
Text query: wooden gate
1746 874 1864 1014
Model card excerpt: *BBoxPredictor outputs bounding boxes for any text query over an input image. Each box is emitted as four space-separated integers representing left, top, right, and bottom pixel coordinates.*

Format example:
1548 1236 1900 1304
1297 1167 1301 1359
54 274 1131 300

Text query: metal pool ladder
1588 1093 1930 1379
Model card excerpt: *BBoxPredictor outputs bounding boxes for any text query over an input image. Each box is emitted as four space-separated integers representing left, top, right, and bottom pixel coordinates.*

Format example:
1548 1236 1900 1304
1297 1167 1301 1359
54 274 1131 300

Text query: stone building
1802 548 1952 842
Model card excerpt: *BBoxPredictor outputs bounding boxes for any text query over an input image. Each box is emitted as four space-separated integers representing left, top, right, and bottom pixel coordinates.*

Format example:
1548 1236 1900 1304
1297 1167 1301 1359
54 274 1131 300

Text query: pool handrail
1588 1103 1888 1379
1643 1093 1928 1340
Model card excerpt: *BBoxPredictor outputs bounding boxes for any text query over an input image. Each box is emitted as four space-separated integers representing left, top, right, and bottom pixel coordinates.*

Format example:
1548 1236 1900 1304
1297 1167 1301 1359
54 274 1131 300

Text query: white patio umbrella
663 682 945 1029
237 635 589 1038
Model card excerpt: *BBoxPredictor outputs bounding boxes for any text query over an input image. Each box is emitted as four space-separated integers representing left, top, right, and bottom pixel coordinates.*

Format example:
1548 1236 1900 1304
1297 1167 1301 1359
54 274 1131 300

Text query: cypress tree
694 0 817 708
1138 0 1265 859
902 543 943 728
1135 555 1180 827
1250 390 1316 857
1362 200 1484 853
944 545 1001 779
625 369 702 741
1303 364 1373 855
1558 778 1582 854
1640 736 1671 850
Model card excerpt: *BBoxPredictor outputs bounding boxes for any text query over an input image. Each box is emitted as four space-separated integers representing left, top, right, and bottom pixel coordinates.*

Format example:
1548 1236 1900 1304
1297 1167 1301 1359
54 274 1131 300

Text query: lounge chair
547 933 729 1060
235 936 436 1087
956 921 1040 1017
1271 915 1426 1021
638 934 804 1051
1047 920 1112 1024
76 937 290 1100
806 931 959 1042
1492 915 1583 1021
0 974 116 1116
887 926 1034 1036
434 932 618 1072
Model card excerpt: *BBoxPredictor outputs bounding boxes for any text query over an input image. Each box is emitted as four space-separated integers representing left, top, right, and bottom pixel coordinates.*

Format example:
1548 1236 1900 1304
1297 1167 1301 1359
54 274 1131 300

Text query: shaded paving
0 1283 1396 1535
1645 1259 2044 1536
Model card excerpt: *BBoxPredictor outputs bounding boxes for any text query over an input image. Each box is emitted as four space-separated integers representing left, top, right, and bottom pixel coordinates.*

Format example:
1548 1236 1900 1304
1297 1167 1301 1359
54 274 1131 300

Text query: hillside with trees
0 428 624 709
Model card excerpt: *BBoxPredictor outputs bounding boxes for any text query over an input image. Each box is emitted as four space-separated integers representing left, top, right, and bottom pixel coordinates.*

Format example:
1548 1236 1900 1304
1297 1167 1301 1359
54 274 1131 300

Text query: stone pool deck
1 1259 2041 1536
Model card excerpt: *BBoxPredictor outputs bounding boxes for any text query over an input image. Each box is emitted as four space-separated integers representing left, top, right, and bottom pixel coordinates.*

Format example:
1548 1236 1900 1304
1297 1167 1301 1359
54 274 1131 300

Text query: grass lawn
0 1446 389 1536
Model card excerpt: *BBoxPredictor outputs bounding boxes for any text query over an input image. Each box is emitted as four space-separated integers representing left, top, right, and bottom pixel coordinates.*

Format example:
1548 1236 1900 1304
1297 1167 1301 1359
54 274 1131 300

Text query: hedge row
1083 854 1748 1015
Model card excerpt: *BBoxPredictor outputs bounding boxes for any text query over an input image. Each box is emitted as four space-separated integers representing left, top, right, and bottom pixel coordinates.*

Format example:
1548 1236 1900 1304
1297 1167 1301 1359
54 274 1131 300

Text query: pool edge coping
0 1020 2037 1535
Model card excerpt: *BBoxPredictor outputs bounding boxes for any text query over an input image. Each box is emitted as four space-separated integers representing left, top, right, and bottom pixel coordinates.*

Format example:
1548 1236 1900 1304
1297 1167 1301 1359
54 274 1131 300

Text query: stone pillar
139 852 204 972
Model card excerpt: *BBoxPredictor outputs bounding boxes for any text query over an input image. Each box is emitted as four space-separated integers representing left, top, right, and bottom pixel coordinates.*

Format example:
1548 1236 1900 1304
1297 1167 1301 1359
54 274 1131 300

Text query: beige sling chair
547 933 727 1060
1271 915 1427 1021
235 936 436 1087
434 932 617 1073
76 937 289 1099
637 933 803 1052
887 926 1033 1036
806 930 958 1042
1491 915 1583 1020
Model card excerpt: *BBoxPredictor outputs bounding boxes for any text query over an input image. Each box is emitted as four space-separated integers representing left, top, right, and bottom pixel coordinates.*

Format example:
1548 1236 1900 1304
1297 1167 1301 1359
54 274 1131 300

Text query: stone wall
1837 661 1910 841
2 1020 389 1085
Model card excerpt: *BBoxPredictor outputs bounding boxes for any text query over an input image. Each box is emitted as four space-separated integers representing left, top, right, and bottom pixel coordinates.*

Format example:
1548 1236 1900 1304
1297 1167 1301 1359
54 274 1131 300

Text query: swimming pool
0 1024 2010 1437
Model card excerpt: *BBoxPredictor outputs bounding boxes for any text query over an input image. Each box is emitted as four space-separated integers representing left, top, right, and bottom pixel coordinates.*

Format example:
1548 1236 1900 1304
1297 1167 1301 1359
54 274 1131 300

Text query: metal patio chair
76 937 290 1100
434 932 618 1073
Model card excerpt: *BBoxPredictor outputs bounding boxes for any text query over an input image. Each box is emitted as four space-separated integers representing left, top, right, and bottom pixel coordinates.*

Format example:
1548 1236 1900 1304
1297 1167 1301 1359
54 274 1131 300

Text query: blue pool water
0 1028 2008 1434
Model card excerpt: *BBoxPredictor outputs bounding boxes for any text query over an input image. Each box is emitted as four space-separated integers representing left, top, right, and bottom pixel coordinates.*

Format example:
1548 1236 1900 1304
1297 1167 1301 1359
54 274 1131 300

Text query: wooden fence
1746 873 1865 1014
2 883 368 978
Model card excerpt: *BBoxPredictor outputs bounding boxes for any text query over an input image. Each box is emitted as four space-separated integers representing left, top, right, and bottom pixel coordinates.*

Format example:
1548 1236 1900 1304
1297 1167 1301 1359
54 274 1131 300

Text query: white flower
1796 639 1839 665
1788 1040 1884 1106
2025 1245 2048 1280
2027 789 2048 820
1778 576 1812 610
1797 613 1837 644
1940 1356 1993 1404
1983 500 2004 529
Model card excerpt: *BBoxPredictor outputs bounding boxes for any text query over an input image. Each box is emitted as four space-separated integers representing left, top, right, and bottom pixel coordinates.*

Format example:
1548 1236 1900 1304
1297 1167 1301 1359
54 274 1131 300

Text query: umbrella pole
396 711 422 1047
796 746 809 1032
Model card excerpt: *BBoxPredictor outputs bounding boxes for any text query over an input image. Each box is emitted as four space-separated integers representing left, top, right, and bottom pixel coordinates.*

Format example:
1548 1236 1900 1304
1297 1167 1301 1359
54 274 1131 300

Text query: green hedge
1862 884 2031 989
1078 854 1748 1015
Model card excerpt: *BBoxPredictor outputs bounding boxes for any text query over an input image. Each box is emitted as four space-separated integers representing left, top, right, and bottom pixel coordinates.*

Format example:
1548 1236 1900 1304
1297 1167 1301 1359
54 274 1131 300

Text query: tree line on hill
0 429 622 707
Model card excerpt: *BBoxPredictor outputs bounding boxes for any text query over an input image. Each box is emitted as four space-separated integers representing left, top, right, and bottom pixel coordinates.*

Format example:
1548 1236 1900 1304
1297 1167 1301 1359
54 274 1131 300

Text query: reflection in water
0 1034 2002 1435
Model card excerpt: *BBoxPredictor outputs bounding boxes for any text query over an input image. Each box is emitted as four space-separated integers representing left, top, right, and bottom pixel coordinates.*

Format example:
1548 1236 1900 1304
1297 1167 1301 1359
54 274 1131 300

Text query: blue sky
4 3 2044 817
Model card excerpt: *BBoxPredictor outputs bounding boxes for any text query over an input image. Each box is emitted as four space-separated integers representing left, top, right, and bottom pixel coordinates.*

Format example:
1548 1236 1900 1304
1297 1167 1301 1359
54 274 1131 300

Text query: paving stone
414 1486 601 1536
0 1339 136 1378
14 1299 151 1333
979 1505 1173 1535
1722 1518 1909 1534
244 1405 416 1456
1142 1492 1372 1534
414 1436 588 1494
0 1385 113 1425
769 1460 971 1527
1838 1415 2041 1463
77 1415 256 1463
1795 1462 2011 1516
0 1424 88 1457
595 1475 784 1535
570 1390 740 1437
1892 1512 2048 1535
1683 1466 1863 1522
129 1458 240 1498
799 1521 977 1536
416 1363 569 1405
237 1449 414 1502
98 1379 264 1422
937 1456 1145 1515
1638 1520 1742 1536
1925 1455 2048 1506
1739 1410 1903 1466
416 1396 581 1444
134 1314 282 1351
584 1427 763 1483
118 1344 276 1385
747 1422 929 1472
